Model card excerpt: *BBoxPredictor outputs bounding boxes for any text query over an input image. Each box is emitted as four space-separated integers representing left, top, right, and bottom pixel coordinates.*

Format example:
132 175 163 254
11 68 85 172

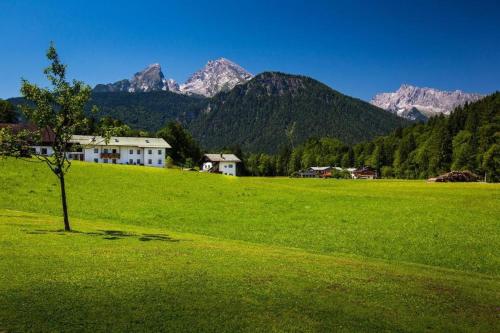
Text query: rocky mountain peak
93 58 252 97
128 63 165 92
180 58 253 97
371 84 484 120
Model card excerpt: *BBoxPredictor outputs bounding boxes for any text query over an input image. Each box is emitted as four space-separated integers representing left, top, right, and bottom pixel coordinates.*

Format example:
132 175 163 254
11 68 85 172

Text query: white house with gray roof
69 135 171 167
202 153 241 176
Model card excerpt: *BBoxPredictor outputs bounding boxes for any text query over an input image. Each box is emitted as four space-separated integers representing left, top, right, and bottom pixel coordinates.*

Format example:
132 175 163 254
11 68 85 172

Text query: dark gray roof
204 153 241 162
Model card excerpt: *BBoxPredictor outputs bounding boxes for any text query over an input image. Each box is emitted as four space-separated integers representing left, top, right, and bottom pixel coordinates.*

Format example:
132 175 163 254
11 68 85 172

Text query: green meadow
0 158 499 332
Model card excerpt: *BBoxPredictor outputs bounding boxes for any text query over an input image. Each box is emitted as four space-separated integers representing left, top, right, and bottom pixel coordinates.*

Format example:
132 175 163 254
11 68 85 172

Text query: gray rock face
93 58 252 97
371 84 484 120
93 79 130 93
94 63 178 93
128 63 165 92
180 58 253 97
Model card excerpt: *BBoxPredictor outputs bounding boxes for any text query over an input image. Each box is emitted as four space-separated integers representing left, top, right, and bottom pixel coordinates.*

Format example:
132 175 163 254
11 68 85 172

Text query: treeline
241 92 500 181
3 92 499 182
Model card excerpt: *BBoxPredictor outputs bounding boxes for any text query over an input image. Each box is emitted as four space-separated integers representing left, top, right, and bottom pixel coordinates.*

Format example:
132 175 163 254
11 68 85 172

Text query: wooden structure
351 167 378 179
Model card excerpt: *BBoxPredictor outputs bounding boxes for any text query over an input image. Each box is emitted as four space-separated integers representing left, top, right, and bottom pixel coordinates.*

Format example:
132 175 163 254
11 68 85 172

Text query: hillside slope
188 72 409 153
86 91 206 131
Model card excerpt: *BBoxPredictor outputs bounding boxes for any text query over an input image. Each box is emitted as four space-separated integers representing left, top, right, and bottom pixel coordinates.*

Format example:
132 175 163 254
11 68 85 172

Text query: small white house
69 135 171 168
202 153 241 176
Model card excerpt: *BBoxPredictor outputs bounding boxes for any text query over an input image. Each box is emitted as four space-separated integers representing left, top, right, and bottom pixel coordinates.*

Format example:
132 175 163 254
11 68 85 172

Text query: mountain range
10 58 489 153
93 58 253 97
371 84 484 121
85 71 409 153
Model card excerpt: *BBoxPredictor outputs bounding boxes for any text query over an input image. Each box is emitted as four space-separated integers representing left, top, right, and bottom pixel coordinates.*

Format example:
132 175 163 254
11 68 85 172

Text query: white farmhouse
202 153 241 176
69 135 171 167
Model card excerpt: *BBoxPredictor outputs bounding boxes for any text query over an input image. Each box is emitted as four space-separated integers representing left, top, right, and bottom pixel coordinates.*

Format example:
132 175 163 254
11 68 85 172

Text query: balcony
100 153 120 159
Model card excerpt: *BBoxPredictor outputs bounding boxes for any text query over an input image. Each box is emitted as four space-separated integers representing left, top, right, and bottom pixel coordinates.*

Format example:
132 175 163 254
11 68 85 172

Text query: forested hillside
243 92 499 181
86 91 206 131
188 72 409 153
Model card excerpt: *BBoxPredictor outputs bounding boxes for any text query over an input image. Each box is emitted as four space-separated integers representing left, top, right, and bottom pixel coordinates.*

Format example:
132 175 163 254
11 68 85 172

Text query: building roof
204 153 241 162
309 166 331 171
353 167 377 175
70 135 171 148
0 123 55 144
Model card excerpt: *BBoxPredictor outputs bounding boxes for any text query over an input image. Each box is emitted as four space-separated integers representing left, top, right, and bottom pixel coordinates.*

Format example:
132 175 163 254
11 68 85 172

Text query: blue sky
1 0 499 100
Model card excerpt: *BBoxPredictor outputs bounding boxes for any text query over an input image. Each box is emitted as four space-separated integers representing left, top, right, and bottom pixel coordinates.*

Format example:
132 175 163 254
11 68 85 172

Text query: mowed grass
0 210 498 332
1 158 498 275
0 158 499 331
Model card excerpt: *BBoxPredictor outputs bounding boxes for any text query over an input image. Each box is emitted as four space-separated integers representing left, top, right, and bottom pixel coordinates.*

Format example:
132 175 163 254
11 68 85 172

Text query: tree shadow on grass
23 228 180 242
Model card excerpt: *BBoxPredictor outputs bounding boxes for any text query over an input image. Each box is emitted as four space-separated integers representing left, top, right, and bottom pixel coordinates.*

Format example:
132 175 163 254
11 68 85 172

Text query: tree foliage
0 99 18 123
156 122 202 166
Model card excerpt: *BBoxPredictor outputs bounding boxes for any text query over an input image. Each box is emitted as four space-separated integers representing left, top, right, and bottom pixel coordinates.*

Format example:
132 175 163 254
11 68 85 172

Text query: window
137 149 140 154
41 148 48 155
224 165 227 168
148 159 152 165
129 149 133 154
148 149 152 154
158 159 162 165
158 149 162 155
136 159 140 164
94 148 98 154
228 164 233 168
112 149 117 154
104 148 108 153
103 159 108 163
94 158 98 163
129 159 133 164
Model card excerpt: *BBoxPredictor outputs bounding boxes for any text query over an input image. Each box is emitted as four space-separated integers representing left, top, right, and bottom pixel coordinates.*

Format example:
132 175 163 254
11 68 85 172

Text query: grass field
0 158 499 332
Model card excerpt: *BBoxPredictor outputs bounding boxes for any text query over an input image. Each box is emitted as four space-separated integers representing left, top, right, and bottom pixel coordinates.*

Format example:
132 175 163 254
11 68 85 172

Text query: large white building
202 154 241 176
69 135 171 167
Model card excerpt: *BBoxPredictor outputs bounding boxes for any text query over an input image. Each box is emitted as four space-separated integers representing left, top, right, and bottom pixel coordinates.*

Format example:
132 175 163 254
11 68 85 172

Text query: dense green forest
188 72 409 153
241 92 500 181
86 91 206 131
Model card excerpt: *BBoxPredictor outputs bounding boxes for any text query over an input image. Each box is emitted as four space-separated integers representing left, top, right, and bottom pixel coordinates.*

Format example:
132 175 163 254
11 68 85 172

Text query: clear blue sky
1 0 499 100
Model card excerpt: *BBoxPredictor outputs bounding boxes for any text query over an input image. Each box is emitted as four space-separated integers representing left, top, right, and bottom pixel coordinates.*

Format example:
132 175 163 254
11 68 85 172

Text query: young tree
19 43 93 231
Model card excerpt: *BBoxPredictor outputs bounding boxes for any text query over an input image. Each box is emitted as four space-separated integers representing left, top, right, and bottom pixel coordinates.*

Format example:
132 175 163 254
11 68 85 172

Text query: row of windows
94 158 162 165
93 148 163 155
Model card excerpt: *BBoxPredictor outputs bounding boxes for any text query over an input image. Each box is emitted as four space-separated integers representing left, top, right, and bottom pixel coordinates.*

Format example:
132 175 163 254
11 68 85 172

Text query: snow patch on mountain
371 84 484 120
179 58 253 97
93 58 252 97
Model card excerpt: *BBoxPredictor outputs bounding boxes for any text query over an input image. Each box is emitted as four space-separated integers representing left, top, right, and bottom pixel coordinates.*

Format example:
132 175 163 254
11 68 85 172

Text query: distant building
0 123 55 156
70 135 171 167
202 153 241 176
296 166 332 178
0 124 171 168
351 167 378 179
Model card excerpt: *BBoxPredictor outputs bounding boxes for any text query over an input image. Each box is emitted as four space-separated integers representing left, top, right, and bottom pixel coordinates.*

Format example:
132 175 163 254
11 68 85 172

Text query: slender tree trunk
58 173 71 231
